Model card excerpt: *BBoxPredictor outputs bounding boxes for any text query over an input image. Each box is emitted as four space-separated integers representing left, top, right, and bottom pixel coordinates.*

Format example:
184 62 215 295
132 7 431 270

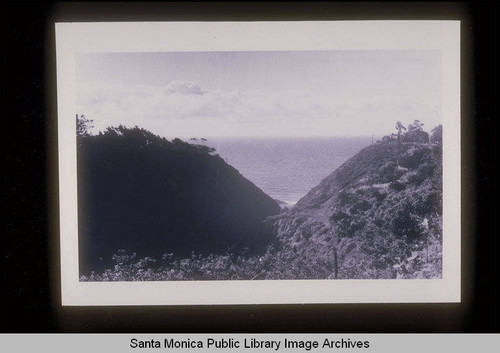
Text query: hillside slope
269 138 443 279
77 126 280 274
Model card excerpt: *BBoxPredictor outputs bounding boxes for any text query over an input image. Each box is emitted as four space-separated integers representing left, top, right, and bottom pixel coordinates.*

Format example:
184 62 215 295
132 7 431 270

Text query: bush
399 148 428 169
409 163 435 185
402 130 429 143
389 181 405 191
430 125 442 145
392 205 421 239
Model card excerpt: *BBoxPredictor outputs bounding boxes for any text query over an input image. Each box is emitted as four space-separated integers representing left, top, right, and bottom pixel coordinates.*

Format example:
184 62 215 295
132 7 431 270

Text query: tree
395 121 406 141
407 120 424 133
76 114 94 137
403 120 429 143
430 125 442 145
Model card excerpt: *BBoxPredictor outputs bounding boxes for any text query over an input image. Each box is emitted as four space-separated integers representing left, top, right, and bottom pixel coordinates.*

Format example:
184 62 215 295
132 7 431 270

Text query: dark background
1 2 498 332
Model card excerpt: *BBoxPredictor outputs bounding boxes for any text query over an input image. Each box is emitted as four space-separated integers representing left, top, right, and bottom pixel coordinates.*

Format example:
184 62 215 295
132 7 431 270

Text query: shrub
399 148 428 169
402 130 429 143
392 205 421 239
389 181 405 191
409 163 435 185
430 125 442 145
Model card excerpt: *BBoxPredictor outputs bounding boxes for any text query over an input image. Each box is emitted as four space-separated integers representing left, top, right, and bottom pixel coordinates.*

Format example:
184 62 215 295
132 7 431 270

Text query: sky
76 50 441 138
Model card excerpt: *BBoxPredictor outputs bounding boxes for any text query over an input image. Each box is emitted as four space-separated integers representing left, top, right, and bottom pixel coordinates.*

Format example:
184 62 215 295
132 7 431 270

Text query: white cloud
76 80 440 137
159 80 205 96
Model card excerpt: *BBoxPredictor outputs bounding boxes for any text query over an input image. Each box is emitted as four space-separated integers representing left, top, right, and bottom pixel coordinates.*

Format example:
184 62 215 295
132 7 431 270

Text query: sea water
204 136 372 205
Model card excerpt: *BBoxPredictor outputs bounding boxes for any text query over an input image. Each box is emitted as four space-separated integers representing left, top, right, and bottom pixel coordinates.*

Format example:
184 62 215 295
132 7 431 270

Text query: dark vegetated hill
77 126 280 274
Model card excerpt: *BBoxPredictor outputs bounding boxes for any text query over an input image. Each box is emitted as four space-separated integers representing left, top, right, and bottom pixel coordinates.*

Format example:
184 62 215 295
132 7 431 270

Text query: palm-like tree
395 121 406 141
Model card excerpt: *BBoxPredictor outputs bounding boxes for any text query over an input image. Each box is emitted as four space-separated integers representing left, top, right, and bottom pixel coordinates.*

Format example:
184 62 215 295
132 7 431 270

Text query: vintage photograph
56 21 460 304
76 50 443 281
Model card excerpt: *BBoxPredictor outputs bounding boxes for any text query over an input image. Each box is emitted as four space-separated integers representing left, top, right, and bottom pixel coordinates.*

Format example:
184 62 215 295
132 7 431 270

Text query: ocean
203 136 372 205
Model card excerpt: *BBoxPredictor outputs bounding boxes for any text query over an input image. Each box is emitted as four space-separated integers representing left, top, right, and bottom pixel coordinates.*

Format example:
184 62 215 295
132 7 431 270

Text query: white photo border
56 21 460 306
